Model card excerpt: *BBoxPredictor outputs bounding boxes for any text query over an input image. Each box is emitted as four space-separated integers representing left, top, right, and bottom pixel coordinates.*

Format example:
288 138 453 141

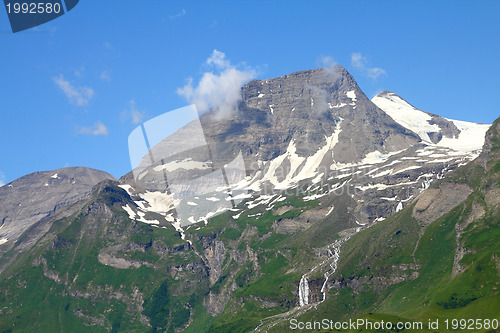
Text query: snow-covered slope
371 92 440 143
436 119 491 153
372 91 490 153
121 78 492 231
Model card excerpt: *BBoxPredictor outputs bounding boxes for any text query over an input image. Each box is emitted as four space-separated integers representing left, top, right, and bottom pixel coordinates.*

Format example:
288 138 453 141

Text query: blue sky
1 0 499 184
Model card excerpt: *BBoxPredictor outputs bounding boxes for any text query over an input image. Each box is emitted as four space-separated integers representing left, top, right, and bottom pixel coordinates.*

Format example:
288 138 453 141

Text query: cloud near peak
351 53 386 80
177 50 256 119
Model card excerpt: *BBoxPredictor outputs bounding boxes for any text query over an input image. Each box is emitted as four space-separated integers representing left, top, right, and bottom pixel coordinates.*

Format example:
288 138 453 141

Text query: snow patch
303 192 327 201
329 102 347 109
438 119 491 153
373 92 490 152
137 191 178 213
254 119 343 191
122 204 136 220
118 184 133 195
370 169 393 178
152 158 210 172
346 90 357 101
372 92 440 143
232 212 243 219
393 166 421 175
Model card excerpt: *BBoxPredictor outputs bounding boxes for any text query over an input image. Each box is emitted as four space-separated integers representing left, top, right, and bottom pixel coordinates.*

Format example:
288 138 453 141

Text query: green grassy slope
0 183 208 333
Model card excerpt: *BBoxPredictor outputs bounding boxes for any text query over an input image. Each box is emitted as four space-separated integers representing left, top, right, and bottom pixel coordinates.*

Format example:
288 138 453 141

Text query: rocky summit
0 66 497 333
0 167 116 247
120 66 490 229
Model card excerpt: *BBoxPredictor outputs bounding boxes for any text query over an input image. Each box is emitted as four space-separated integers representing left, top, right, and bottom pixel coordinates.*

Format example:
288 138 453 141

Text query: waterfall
297 234 355 307
298 275 310 306
320 240 342 302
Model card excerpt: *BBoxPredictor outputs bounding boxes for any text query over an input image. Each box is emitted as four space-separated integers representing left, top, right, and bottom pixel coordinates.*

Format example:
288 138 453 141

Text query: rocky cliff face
200 67 420 166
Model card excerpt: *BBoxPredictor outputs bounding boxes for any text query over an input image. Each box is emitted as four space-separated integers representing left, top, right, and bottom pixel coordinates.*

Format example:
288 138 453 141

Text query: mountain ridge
0 167 116 248
0 66 496 333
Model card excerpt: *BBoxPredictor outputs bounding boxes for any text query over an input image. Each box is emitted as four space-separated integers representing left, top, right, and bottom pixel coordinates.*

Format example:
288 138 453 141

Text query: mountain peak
244 65 354 94
0 167 116 247
374 90 394 97
372 91 490 148
373 90 419 110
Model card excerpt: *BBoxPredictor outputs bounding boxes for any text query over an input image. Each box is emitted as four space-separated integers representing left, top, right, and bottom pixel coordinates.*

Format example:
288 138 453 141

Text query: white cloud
0 171 5 187
79 121 108 136
74 67 85 77
121 99 146 125
100 70 111 82
320 55 336 68
52 74 94 106
318 55 341 80
170 8 186 19
177 50 256 119
206 49 230 68
305 84 329 114
351 53 386 80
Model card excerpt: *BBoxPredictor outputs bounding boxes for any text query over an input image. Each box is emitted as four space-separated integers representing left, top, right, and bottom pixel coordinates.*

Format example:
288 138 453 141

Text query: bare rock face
203 239 226 286
97 252 151 269
199 66 420 168
0 167 116 247
412 182 472 224
478 117 500 170
428 115 461 142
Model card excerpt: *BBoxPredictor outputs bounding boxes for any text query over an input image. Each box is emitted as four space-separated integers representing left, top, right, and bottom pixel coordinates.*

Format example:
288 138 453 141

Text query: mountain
0 167 116 247
0 66 496 332
0 167 116 275
120 67 489 233
124 67 420 189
